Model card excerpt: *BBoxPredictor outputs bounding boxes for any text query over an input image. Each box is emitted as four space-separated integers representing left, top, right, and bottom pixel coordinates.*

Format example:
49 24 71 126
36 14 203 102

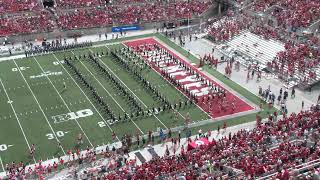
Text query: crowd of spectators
206 0 320 86
58 1 212 30
55 0 103 9
0 0 212 36
114 0 149 4
57 7 114 30
251 0 320 29
102 106 320 179
0 0 40 14
0 11 56 37
6 106 319 179
267 41 320 83
206 14 251 43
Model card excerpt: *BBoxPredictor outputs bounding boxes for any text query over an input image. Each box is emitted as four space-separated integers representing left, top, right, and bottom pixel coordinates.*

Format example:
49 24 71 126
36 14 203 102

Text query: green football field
0 41 210 168
0 34 277 170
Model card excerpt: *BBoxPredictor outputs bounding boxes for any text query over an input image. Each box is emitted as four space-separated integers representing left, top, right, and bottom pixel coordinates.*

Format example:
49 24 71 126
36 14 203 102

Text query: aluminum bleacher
216 31 320 89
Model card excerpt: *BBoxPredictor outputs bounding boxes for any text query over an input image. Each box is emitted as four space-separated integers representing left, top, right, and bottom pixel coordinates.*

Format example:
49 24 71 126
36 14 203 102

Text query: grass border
151 33 278 134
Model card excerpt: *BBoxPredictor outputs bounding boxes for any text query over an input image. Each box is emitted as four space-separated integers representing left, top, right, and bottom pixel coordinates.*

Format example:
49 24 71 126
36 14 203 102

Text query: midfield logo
52 109 93 124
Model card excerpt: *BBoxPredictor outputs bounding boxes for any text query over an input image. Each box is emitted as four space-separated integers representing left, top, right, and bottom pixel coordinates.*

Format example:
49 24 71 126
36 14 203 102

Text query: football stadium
0 0 319 179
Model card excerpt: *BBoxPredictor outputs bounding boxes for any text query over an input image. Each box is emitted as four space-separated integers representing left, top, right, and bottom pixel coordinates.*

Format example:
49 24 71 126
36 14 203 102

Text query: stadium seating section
9 106 319 179
102 108 320 179
0 0 40 14
0 0 212 36
206 0 320 88
2 0 320 179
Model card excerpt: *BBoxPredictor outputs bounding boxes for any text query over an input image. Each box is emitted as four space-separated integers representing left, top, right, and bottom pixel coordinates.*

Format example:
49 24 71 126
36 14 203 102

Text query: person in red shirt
59 158 64 167
181 145 185 155
76 148 81 156
47 164 52 174
53 161 58 172
112 131 116 141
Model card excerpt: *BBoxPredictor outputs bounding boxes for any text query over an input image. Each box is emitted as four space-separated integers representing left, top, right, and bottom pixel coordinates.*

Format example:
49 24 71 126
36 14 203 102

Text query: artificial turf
0 33 275 170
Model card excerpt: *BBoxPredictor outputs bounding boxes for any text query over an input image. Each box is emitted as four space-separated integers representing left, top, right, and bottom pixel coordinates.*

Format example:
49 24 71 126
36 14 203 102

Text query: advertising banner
112 25 140 32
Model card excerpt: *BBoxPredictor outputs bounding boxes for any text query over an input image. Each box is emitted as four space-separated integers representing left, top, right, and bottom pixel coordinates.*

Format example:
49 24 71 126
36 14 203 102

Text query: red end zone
124 38 254 118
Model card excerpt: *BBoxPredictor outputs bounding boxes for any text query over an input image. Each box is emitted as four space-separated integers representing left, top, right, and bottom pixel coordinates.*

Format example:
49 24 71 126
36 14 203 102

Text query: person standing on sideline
302 100 304 110
291 87 295 98
223 122 227 134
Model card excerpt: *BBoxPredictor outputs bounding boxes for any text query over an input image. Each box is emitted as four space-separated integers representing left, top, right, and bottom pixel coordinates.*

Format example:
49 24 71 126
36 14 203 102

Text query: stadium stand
8 106 318 179
55 0 103 9
1 0 320 179
206 0 320 89
0 0 212 36
0 10 56 36
0 0 40 14
251 0 320 29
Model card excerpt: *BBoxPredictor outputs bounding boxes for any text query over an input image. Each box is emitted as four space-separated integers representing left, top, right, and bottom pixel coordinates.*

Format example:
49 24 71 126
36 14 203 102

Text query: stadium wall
1 19 202 43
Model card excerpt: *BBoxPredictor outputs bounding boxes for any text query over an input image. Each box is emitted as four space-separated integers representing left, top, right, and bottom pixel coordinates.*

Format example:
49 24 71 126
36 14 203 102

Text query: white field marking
12 59 66 155
123 43 210 119
0 156 4 172
92 48 168 129
76 52 144 134
121 43 188 119
52 54 120 141
0 79 36 163
145 64 186 119
33 57 94 147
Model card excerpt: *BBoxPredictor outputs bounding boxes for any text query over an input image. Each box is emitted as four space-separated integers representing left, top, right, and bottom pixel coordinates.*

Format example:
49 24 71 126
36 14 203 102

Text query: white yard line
33 57 94 147
120 42 188 120
73 52 145 134
91 48 168 129
0 79 37 163
12 59 66 155
0 156 4 172
52 54 120 141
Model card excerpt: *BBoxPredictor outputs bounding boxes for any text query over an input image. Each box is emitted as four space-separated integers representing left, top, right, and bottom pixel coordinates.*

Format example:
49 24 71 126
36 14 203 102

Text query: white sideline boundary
52 54 120 141
12 59 67 155
33 56 94 147
72 51 144 134
91 48 168 129
0 79 36 163
0 156 4 173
